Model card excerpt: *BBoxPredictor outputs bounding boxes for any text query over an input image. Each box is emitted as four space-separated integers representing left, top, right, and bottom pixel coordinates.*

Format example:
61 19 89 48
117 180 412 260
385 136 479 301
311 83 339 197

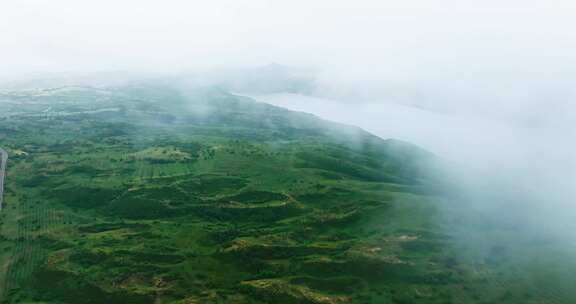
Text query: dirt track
0 148 7 211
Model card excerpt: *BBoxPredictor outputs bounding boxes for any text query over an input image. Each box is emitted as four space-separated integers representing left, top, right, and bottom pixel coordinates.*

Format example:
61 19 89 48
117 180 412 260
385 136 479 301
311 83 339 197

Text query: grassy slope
0 85 573 303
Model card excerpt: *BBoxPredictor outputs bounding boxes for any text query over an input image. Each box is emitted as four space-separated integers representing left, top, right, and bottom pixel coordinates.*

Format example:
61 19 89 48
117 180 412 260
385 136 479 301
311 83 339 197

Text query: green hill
0 85 570 303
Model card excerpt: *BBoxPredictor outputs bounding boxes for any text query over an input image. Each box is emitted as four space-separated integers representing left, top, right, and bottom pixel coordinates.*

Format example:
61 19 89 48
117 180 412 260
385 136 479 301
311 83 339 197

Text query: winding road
0 148 6 211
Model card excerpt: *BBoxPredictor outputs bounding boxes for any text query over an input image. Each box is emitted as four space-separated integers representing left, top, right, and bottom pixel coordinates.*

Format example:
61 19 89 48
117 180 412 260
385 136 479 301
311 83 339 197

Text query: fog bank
3 0 576 255
244 91 576 247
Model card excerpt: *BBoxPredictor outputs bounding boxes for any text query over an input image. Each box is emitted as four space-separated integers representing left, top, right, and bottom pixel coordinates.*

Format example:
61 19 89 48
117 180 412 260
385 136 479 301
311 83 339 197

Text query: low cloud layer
3 0 576 257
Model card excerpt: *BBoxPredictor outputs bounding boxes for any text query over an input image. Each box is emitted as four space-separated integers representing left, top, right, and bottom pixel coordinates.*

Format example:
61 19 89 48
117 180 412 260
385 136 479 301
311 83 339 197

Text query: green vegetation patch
50 187 121 209
225 191 288 204
177 175 248 197
106 195 176 219
30 268 154 304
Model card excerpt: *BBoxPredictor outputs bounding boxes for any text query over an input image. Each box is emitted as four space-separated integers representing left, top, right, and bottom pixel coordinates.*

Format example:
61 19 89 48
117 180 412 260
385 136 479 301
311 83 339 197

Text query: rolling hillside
0 84 571 303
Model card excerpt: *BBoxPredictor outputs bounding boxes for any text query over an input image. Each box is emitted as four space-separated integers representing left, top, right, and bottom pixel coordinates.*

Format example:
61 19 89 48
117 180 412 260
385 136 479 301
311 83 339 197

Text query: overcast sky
3 1 576 116
2 1 576 73
2 1 576 121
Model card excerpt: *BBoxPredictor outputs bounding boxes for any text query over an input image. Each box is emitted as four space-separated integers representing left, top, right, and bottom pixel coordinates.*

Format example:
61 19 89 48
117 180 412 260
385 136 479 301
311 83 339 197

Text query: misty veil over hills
0 68 575 303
